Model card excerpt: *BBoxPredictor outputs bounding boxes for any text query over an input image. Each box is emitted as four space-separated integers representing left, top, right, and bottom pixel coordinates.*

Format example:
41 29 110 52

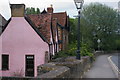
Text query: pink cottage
0 4 49 77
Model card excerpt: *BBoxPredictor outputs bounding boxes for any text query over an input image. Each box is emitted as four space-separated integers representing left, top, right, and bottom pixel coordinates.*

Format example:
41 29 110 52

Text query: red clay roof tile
27 14 52 43
52 12 67 27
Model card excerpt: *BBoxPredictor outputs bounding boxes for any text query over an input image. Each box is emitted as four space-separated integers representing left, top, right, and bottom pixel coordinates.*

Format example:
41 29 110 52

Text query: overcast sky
0 0 119 20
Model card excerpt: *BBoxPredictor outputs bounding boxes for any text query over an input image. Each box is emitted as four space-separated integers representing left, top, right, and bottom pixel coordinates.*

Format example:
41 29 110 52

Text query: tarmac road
111 53 120 71
83 54 117 78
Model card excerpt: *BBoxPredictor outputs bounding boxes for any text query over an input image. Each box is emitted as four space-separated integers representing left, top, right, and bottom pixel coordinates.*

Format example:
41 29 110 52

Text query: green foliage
115 35 120 50
81 3 118 51
116 40 120 50
25 7 40 14
69 2 119 54
54 3 119 59
53 43 77 58
69 18 77 43
53 51 68 59
54 42 94 59
67 42 77 56
36 8 40 14
31 7 36 14
80 42 93 57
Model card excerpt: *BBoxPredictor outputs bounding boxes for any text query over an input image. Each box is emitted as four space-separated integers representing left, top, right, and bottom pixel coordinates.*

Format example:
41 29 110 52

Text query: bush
116 39 120 50
80 42 93 57
53 42 94 59
53 51 68 59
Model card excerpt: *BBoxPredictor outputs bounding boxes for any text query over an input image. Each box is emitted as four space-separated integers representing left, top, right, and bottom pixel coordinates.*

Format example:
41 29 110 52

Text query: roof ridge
24 16 48 44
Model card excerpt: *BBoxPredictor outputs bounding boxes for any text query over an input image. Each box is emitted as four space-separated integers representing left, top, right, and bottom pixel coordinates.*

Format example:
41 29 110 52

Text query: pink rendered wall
0 17 49 77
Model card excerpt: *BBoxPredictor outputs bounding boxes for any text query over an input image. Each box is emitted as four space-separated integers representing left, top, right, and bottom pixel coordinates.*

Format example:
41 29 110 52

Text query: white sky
0 0 119 20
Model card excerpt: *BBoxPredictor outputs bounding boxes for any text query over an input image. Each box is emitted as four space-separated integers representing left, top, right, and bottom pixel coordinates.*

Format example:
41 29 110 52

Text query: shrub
53 42 94 59
80 42 93 57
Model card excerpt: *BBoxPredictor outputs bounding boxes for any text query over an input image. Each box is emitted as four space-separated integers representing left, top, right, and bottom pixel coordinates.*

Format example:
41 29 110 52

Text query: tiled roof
52 12 67 27
27 11 69 44
27 14 52 43
41 9 47 14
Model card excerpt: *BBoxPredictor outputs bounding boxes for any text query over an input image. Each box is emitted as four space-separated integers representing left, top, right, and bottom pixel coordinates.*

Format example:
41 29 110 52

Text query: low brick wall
37 56 93 79
37 63 70 79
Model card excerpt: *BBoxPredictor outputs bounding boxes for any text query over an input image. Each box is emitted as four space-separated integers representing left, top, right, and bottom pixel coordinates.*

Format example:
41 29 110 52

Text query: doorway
25 55 34 77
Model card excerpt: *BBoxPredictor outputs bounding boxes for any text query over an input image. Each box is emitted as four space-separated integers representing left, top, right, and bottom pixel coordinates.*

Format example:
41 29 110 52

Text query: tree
81 3 118 51
69 18 77 43
25 7 40 14
31 7 36 14
36 8 40 14
25 8 31 14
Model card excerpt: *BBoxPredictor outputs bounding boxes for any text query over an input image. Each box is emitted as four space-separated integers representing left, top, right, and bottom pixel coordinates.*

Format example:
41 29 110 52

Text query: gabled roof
41 9 47 14
27 13 59 44
27 14 52 44
0 16 48 43
52 12 67 27
26 10 69 44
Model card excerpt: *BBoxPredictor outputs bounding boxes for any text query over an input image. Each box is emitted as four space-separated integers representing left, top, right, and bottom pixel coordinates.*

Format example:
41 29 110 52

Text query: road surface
83 54 117 78
111 53 120 71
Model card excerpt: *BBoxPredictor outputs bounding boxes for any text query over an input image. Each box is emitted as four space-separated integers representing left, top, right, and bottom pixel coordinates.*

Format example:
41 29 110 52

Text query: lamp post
97 39 100 51
74 0 84 60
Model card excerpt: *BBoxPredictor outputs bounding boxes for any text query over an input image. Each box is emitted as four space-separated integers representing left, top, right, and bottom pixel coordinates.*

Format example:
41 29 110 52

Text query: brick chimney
47 4 53 13
10 4 25 17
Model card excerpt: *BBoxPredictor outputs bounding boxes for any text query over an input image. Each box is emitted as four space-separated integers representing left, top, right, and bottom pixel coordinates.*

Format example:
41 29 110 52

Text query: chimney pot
47 5 53 13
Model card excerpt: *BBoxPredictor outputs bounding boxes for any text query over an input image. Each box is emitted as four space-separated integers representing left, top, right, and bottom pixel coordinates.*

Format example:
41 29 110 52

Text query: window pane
2 55 9 70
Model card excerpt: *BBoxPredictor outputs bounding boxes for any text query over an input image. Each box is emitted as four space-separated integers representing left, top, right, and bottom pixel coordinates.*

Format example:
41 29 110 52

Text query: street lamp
74 0 84 60
97 39 101 51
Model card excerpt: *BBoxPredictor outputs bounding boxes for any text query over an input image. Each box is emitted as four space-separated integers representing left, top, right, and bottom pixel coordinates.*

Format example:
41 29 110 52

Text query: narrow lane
83 54 117 78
